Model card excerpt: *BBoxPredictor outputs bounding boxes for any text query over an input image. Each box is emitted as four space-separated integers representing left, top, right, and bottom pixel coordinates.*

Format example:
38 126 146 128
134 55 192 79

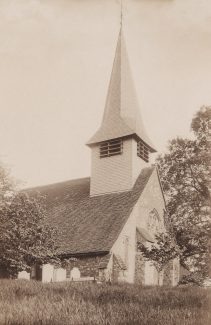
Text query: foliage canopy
0 164 59 277
139 106 211 283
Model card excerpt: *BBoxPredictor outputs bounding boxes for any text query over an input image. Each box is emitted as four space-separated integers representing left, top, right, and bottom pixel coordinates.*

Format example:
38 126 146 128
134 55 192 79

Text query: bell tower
87 11 156 196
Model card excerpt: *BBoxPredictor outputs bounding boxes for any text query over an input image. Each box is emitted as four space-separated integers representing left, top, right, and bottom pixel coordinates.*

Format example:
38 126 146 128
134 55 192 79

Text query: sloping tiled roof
87 30 156 153
28 167 154 256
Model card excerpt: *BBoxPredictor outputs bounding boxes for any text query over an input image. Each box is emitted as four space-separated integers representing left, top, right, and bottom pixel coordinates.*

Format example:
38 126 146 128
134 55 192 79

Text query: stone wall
134 168 166 232
163 260 173 286
162 259 180 286
112 255 122 283
111 210 136 283
179 264 190 281
111 168 169 285
172 258 180 286
65 254 111 281
134 253 145 284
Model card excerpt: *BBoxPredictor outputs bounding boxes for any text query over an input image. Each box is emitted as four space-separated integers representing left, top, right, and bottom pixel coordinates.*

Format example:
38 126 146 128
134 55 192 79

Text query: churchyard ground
0 280 210 325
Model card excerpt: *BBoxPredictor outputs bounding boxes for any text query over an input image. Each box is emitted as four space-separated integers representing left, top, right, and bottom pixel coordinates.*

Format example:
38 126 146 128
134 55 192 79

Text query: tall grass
0 280 210 324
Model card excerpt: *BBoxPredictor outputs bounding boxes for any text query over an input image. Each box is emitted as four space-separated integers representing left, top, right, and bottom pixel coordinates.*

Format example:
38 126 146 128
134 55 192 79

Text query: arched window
147 209 160 234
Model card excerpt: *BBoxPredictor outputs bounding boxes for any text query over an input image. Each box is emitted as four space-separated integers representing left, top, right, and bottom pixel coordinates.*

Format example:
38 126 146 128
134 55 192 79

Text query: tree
0 163 60 277
139 106 211 284
138 232 180 273
0 163 14 203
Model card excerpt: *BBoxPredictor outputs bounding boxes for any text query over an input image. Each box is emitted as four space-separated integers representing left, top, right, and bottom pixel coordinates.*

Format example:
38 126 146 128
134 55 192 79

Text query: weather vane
120 0 123 29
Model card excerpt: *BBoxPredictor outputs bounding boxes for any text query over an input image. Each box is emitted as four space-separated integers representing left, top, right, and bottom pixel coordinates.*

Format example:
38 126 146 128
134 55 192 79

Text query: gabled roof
87 29 156 152
28 167 154 256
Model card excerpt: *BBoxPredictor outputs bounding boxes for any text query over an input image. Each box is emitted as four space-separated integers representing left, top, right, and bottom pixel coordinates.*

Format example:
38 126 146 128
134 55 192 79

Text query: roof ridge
24 176 90 192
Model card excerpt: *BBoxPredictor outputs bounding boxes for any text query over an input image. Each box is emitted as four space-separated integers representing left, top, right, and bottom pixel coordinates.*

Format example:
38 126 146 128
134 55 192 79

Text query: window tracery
147 209 160 234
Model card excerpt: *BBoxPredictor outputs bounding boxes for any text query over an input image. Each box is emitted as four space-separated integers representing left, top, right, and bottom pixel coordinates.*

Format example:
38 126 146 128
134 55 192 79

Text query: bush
179 272 205 286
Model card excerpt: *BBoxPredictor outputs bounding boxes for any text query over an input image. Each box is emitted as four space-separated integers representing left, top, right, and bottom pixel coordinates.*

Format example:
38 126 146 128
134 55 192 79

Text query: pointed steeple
87 28 156 153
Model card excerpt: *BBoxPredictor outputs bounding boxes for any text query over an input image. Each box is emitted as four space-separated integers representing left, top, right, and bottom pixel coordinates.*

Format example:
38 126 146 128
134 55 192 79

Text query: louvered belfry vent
137 140 149 162
100 138 123 158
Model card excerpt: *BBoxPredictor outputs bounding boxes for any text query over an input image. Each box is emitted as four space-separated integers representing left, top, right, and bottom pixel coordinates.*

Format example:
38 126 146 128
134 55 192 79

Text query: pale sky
0 0 211 188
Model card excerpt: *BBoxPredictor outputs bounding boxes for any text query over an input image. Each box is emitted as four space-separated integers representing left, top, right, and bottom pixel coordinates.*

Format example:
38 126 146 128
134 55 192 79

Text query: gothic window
137 140 149 162
100 138 123 158
147 209 160 234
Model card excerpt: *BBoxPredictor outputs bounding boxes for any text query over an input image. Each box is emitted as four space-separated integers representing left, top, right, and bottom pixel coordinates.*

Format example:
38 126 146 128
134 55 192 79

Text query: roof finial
120 0 123 30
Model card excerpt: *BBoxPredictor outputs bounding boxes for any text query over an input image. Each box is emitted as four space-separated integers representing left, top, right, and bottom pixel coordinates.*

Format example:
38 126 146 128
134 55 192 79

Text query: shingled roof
28 167 154 256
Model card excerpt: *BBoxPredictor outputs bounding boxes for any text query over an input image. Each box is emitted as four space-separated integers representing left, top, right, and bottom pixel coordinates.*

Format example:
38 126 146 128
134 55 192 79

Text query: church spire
87 24 156 153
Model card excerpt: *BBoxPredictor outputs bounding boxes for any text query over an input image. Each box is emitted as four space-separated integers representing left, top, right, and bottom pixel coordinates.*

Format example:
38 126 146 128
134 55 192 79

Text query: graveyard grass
0 280 210 325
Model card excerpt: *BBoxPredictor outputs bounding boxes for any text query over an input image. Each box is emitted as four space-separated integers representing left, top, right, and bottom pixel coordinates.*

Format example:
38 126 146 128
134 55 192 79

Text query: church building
20 27 180 286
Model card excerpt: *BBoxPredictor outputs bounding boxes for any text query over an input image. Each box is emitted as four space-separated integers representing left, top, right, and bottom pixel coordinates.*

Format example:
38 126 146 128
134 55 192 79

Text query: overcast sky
0 0 211 188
